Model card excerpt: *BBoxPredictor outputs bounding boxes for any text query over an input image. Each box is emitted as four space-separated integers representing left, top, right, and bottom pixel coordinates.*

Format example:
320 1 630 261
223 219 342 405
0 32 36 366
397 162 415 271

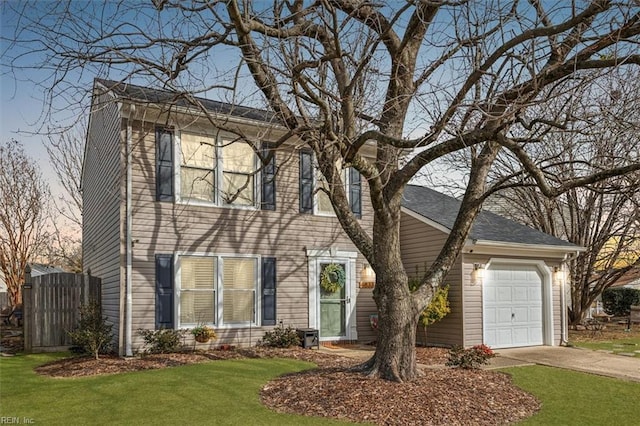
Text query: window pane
222 141 254 173
317 178 333 213
222 173 254 205
180 291 215 325
181 167 214 202
181 257 215 290
223 258 256 323
180 257 216 325
181 133 216 168
223 290 254 323
223 258 255 289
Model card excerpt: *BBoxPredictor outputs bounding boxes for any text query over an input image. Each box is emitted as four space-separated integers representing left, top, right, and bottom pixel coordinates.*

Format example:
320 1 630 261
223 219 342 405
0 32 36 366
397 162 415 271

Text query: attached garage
483 263 547 348
399 184 584 350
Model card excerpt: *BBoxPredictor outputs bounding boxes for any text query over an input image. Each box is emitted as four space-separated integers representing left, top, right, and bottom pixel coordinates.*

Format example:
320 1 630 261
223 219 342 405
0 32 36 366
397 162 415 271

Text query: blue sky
1 1 75 195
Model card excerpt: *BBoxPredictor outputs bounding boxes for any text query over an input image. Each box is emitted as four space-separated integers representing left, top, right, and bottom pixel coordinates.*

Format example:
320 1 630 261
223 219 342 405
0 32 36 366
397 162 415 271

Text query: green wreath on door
320 263 346 294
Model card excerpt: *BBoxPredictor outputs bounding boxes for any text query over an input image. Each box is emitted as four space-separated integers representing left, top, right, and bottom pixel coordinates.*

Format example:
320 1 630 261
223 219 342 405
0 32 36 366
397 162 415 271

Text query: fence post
22 265 33 353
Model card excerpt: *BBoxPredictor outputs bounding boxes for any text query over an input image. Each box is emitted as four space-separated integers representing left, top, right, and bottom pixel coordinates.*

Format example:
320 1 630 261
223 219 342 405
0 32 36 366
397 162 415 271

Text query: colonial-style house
83 79 581 355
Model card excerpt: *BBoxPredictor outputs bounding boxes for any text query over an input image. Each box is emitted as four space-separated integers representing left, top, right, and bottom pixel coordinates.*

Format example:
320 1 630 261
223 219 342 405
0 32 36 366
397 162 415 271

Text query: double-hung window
177 255 258 327
300 150 361 217
156 128 276 209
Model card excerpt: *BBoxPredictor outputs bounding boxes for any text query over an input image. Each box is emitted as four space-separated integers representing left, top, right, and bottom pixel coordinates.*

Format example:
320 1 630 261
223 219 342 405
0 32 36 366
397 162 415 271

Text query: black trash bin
296 328 319 349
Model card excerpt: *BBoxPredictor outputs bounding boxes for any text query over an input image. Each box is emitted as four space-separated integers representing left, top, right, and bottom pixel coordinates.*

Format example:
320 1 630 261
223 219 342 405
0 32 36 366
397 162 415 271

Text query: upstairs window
155 129 273 208
299 150 361 218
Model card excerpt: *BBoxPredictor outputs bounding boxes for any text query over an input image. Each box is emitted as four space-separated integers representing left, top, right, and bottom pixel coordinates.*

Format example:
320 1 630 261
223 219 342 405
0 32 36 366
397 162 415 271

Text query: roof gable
402 184 577 248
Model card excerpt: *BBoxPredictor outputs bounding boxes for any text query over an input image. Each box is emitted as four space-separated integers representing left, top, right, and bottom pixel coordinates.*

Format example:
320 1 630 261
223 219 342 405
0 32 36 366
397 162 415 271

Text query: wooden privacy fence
22 266 101 353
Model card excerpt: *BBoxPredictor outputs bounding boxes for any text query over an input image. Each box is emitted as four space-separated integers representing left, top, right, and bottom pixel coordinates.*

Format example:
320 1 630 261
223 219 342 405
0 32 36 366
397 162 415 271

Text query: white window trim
174 130 260 210
174 252 262 329
306 248 358 341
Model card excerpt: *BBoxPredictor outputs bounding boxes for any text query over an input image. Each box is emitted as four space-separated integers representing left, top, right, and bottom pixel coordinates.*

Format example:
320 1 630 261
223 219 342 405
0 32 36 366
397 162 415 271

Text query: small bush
259 323 301 348
138 328 186 354
446 344 495 369
602 287 640 317
67 301 113 360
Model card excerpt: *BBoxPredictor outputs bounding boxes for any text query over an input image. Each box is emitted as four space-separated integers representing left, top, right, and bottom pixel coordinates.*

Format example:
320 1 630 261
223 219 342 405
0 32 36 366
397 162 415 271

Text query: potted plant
191 325 217 343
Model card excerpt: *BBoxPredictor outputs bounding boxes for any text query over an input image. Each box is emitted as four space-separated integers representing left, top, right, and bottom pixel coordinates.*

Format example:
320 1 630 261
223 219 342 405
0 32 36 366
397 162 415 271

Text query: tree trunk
356 277 420 382
354 207 422 382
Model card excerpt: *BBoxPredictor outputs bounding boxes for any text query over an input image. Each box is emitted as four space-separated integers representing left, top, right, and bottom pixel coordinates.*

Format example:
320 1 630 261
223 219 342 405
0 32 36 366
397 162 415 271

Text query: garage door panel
496 307 513 323
484 264 545 349
512 306 529 322
484 308 497 325
513 287 529 302
529 307 542 322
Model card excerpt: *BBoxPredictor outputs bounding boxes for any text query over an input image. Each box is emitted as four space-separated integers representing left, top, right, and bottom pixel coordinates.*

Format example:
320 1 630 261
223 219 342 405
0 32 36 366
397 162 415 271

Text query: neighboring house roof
94 78 278 124
402 184 578 248
0 264 65 293
30 264 66 277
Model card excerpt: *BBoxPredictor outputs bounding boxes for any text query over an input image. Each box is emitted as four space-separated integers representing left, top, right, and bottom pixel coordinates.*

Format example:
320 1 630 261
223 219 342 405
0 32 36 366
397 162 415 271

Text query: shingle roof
402 184 577 247
95 78 278 123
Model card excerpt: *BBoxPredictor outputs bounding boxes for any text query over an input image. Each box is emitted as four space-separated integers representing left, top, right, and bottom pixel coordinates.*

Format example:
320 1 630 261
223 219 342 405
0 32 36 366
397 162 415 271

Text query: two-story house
84 79 581 356
83 79 376 356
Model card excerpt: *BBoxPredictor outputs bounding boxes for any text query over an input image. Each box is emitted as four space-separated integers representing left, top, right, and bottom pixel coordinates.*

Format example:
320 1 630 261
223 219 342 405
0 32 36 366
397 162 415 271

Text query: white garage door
483 264 544 349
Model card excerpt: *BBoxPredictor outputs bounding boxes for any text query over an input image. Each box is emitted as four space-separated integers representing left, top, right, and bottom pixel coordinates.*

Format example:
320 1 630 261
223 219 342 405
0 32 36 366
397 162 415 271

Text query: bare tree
487 70 640 325
4 1 640 381
46 124 84 228
45 124 84 272
0 140 51 306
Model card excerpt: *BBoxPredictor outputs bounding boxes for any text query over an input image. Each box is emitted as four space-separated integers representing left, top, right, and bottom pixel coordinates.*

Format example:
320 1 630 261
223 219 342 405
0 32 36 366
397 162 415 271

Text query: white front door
483 264 544 348
307 250 357 341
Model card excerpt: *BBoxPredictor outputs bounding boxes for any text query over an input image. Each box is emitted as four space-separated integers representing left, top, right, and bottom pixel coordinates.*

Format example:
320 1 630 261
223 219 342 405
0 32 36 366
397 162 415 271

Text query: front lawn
0 353 347 425
2 353 639 425
504 365 640 425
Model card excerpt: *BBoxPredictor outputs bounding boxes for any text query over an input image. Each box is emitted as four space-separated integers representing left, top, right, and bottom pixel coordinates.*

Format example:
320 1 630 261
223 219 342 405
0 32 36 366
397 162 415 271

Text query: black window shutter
155 254 174 329
299 150 314 213
261 257 277 326
349 168 362 218
261 144 276 210
156 128 174 201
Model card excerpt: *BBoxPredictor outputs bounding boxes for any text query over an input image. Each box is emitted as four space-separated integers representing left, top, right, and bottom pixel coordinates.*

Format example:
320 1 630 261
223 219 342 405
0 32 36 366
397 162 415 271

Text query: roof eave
465 239 586 258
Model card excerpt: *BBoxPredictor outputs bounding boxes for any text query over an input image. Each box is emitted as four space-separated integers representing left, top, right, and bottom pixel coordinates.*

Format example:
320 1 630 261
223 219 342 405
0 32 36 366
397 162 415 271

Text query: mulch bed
31 346 540 425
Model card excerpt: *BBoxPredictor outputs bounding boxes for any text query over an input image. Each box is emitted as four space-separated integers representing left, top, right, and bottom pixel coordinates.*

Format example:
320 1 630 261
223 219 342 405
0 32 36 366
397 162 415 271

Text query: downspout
560 254 568 346
560 251 580 346
125 106 134 357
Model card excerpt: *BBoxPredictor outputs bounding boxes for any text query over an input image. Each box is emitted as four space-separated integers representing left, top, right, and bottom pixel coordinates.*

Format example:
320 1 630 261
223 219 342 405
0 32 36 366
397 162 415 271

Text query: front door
319 262 348 339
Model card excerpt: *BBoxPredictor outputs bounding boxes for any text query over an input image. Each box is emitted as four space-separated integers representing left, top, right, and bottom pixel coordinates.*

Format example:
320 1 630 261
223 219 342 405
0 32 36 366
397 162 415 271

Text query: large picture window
177 255 258 327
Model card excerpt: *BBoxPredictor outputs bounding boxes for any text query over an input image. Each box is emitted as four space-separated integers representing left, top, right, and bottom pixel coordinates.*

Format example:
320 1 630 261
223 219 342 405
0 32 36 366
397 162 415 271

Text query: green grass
570 337 640 358
503 365 640 425
0 353 349 425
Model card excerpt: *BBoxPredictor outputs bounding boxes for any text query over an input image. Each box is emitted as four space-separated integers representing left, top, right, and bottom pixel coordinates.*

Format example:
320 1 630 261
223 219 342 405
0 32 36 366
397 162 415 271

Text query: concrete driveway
488 346 640 383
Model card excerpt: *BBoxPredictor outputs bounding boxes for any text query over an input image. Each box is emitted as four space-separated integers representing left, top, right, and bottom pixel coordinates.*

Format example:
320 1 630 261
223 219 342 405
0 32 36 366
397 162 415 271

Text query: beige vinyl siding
400 212 464 347
462 254 563 347
126 119 373 349
82 92 124 353
356 286 377 343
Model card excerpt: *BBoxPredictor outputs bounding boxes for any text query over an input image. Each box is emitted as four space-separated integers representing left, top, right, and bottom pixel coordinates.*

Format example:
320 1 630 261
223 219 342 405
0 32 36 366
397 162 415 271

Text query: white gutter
471 239 586 254
125 106 134 357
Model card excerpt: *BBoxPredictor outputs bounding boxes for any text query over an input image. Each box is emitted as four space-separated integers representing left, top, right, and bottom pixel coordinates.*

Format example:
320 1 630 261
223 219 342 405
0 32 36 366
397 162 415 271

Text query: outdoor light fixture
471 263 484 286
360 264 376 288
553 266 565 286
